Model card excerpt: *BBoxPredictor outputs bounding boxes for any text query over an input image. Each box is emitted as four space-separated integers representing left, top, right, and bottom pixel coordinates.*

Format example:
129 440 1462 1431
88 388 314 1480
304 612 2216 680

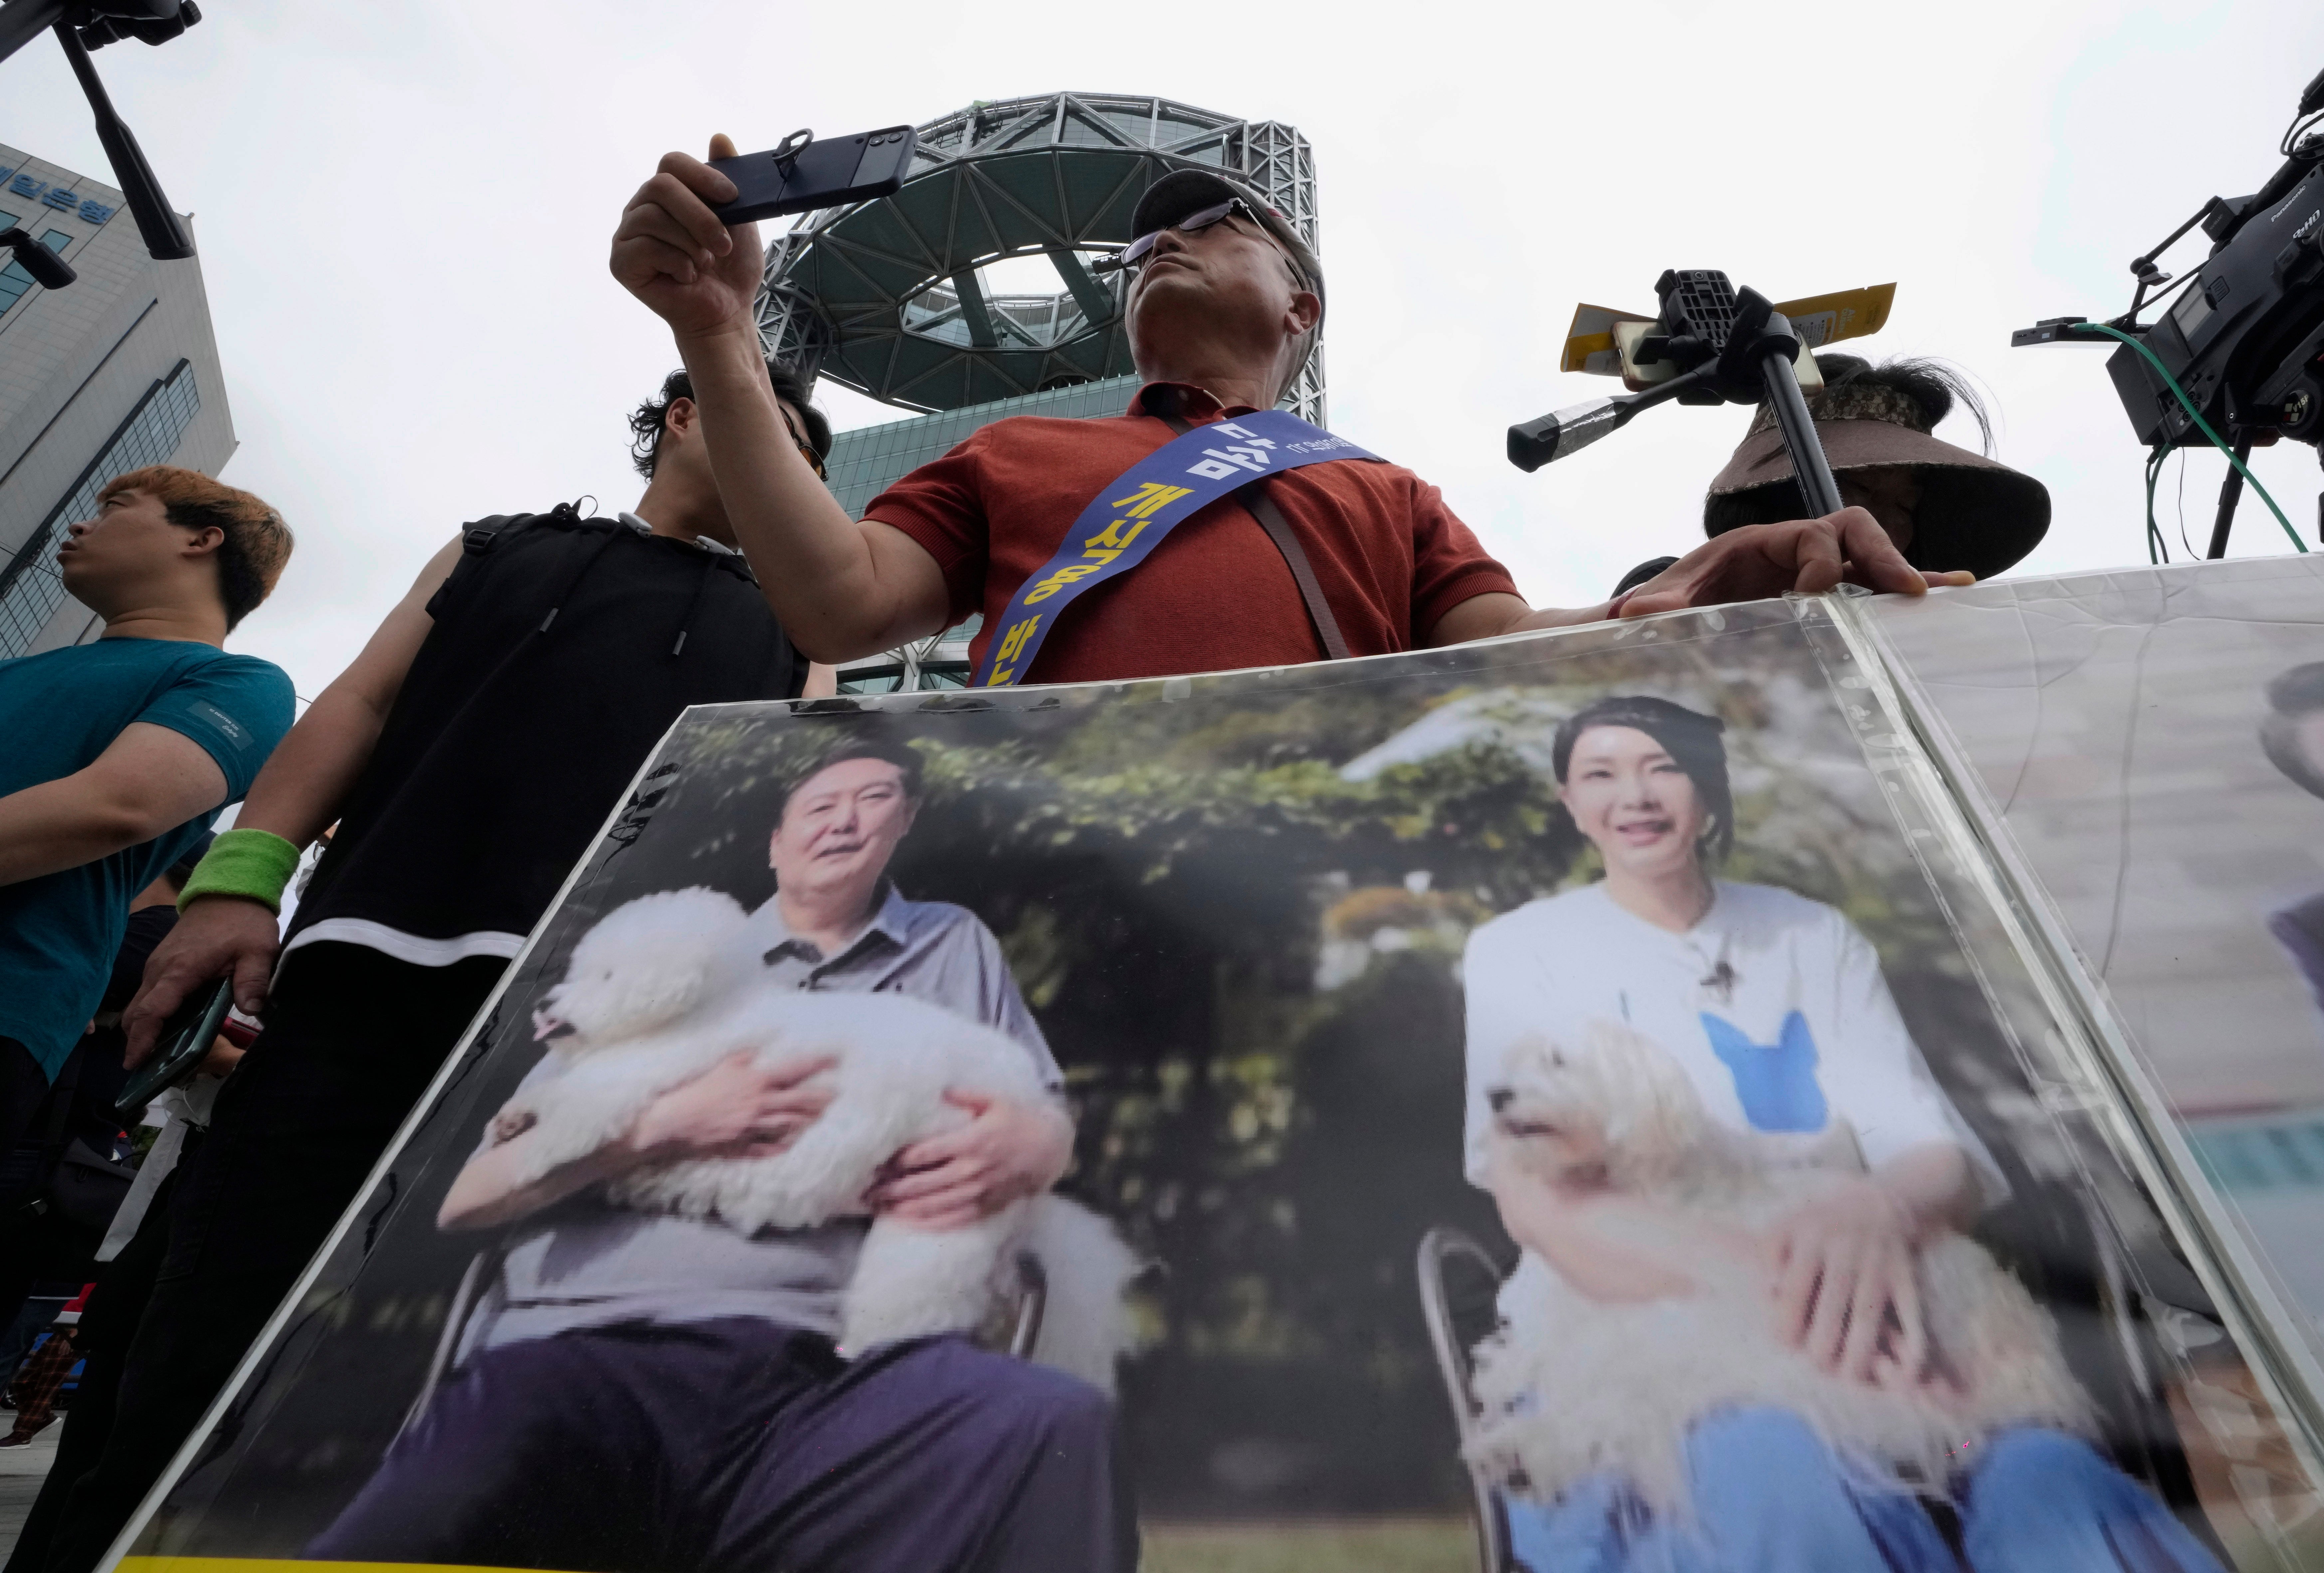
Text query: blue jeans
1507 1408 2227 1573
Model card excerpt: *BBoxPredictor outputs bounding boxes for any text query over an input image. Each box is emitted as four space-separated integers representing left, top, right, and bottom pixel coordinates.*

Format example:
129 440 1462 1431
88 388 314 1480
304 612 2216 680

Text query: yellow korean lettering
995 616 1040 663
1084 517 1149 551
1023 562 1102 604
1109 481 1194 519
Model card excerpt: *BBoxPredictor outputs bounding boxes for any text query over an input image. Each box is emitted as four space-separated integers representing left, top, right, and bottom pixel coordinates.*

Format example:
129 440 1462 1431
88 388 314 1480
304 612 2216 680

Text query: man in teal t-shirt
0 466 295 1160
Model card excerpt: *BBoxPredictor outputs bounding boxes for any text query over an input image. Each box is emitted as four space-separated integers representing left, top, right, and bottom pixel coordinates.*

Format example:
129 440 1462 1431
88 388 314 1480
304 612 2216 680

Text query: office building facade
0 142 234 657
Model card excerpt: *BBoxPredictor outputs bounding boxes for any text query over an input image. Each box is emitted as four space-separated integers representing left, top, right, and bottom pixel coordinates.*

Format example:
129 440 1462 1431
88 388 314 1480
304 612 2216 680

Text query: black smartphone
116 977 233 1116
707 126 918 225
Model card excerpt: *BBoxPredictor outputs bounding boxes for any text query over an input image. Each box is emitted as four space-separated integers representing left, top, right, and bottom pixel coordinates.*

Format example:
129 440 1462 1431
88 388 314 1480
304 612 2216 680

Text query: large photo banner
1873 559 2324 1366
108 597 2323 1572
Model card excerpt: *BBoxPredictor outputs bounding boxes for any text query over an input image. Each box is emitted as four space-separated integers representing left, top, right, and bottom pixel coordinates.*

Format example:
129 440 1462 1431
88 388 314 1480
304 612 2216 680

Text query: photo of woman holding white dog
1462 695 2228 1572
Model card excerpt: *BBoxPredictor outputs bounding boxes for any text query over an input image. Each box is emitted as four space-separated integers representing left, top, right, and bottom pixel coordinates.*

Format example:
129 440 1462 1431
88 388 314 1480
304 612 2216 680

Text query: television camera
2014 66 2324 558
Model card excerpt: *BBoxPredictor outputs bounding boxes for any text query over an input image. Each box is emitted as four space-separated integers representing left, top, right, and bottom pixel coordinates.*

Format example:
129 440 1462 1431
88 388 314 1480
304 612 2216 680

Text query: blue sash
971 409 1383 687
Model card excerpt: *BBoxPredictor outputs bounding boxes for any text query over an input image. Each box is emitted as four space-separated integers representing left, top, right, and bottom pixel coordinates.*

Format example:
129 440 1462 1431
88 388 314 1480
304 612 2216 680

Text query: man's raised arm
609 138 950 664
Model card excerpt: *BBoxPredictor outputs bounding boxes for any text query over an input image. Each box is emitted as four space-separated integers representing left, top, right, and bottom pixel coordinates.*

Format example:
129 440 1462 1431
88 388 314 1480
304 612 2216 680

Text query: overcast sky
6 0 2319 698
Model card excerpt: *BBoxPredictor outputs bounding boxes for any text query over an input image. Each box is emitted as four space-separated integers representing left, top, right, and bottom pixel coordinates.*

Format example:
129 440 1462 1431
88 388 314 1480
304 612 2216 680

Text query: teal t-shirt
0 637 295 1078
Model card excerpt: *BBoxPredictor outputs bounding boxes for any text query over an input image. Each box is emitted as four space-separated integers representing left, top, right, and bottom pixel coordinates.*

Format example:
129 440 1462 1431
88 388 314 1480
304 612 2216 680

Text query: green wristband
177 827 304 914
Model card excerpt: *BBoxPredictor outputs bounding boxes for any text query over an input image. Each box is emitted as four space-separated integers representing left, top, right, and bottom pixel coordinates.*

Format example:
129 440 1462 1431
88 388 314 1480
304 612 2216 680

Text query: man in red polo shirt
611 138 1965 684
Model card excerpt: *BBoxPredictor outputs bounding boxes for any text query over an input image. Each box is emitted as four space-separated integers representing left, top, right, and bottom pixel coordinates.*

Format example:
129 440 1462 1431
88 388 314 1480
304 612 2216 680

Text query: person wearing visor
1611 355 2050 601
609 140 1970 691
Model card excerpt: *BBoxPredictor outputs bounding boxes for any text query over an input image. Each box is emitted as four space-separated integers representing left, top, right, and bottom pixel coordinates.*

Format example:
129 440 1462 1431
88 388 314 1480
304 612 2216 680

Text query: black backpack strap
460 513 533 556
460 501 599 556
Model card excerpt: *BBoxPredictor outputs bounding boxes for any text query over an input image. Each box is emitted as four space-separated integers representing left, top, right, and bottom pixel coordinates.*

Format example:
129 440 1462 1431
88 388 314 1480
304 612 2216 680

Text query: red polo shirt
863 383 1520 685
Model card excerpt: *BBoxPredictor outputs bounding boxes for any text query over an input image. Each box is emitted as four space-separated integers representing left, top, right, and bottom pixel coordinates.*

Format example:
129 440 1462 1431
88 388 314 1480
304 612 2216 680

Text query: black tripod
1510 270 1845 521
2204 432 2254 559
2177 428 2324 560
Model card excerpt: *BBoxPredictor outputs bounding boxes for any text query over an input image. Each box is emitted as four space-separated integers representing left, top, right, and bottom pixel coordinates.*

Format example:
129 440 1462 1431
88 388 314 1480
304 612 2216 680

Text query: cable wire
2176 448 2195 561
2142 445 2168 564
2071 320 2307 553
2283 108 2323 158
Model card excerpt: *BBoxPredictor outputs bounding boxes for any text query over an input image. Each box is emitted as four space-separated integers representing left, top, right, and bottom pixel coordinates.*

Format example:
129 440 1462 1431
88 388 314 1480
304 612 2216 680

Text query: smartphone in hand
116 978 234 1116
708 126 918 224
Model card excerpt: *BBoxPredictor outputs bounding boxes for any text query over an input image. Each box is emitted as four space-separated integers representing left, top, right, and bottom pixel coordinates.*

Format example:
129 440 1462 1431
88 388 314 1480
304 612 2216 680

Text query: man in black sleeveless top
16 365 828 1573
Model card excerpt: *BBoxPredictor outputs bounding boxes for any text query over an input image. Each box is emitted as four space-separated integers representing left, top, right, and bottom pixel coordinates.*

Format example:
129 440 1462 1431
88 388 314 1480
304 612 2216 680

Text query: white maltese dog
1467 1019 2092 1515
491 887 1138 1392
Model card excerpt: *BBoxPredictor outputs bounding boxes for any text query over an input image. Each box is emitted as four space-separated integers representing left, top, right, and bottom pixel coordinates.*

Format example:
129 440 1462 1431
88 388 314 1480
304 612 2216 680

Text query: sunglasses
1118 198 1301 282
780 413 826 479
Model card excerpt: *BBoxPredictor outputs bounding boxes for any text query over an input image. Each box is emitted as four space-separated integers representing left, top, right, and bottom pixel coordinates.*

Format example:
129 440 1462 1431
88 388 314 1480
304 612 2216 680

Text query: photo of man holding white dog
305 737 1134 1573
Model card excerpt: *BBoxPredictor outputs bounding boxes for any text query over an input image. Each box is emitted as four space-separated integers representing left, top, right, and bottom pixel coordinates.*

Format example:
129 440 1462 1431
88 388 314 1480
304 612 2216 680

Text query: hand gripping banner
971 409 1382 687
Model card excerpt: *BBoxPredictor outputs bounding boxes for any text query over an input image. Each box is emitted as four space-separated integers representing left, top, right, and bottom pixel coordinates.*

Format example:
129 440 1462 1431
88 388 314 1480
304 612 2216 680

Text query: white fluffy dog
1467 1020 2092 1515
493 886 1139 1392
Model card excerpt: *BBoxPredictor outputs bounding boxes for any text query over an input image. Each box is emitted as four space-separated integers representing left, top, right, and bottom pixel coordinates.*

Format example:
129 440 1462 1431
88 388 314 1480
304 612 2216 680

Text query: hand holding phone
615 126 912 342
116 978 234 1117
707 126 917 225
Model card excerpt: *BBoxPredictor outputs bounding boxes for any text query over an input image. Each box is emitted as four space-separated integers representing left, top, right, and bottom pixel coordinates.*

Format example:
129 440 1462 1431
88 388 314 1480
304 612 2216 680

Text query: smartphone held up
708 125 917 225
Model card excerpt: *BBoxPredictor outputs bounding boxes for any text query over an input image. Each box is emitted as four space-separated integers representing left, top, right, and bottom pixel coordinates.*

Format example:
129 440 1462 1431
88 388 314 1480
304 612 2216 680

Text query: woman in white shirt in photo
1464 694 2222 1573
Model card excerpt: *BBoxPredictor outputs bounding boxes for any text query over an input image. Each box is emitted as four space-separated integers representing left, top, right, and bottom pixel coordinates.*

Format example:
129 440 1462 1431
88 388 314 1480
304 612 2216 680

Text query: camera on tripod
2016 65 2324 556
1508 271 1897 523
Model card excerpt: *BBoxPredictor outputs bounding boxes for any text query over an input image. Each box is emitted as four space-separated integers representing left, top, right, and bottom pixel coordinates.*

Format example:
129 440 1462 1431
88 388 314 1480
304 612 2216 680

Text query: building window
0 360 202 658
836 666 906 696
0 225 70 318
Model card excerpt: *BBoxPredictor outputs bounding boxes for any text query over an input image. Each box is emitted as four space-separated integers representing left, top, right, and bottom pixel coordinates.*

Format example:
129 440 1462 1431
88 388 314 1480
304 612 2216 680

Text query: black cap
1129 169 1324 311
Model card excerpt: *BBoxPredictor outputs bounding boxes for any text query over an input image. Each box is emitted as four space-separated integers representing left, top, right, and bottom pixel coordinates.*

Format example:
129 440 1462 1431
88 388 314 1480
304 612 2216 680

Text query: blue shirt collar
755 880 914 966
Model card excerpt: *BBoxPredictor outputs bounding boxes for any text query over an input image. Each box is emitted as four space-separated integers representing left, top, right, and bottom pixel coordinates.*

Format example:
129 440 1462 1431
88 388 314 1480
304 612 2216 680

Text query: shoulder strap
459 500 595 556
1158 414 1351 662
1242 485 1352 662
460 513 532 556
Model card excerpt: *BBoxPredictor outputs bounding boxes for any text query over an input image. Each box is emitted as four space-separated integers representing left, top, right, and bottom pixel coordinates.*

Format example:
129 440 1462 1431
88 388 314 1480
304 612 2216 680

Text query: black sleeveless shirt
285 506 801 961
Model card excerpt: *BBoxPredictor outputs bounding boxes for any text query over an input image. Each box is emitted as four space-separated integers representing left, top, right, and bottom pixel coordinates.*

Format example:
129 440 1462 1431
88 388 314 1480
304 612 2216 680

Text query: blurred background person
0 1286 91 1450
2 940 242 1573
0 839 224 1344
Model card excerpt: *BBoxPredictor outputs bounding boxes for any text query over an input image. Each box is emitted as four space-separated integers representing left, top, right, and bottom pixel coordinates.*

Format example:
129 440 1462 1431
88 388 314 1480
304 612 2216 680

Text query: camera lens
2281 375 2324 443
